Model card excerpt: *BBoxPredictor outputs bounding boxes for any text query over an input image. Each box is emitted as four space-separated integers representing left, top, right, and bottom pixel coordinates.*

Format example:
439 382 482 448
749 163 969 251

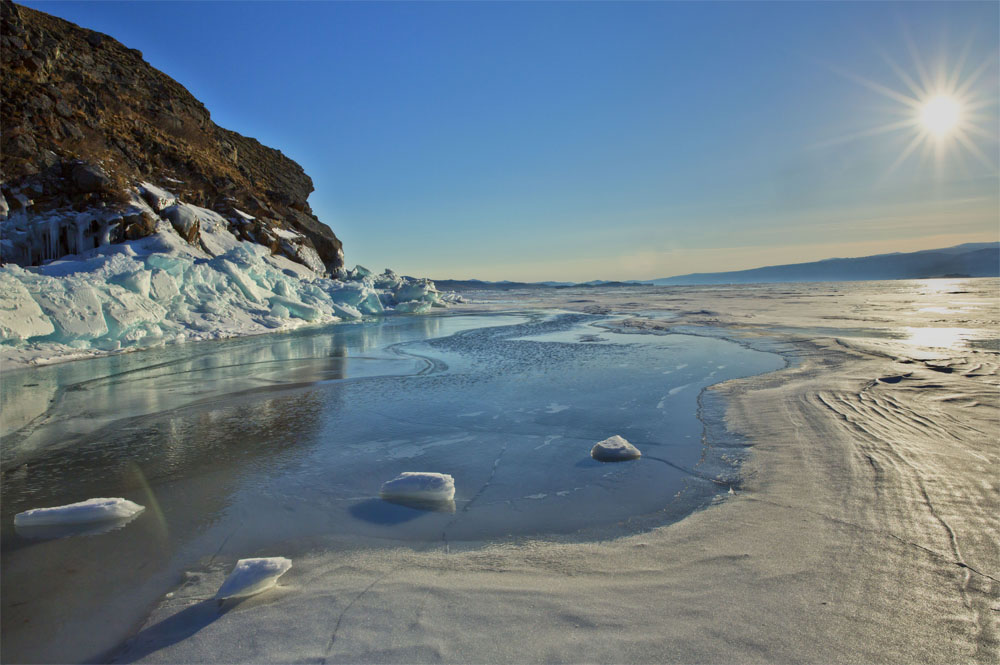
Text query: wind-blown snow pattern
0 184 456 366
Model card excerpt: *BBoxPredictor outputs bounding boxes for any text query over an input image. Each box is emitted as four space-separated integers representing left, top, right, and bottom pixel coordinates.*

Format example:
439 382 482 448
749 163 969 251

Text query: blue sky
23 1 1000 280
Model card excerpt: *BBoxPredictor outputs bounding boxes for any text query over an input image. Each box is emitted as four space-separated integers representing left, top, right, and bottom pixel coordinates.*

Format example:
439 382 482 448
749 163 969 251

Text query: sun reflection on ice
917 278 967 296
903 326 976 349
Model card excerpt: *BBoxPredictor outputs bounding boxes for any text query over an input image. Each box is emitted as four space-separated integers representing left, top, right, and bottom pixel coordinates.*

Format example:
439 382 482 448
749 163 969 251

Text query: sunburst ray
826 31 997 177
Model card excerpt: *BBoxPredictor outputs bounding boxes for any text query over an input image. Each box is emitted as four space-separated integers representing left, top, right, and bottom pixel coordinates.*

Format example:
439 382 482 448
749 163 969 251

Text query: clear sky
22 1 1000 281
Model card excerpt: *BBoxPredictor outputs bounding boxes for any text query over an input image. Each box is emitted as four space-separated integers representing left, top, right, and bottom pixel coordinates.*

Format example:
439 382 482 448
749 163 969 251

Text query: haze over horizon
22 0 999 282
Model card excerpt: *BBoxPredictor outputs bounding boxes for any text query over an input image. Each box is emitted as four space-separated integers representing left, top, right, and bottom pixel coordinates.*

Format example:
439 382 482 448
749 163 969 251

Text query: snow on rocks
14 497 145 527
160 203 202 243
215 557 292 600
380 472 456 508
0 184 455 366
138 182 178 212
591 435 642 462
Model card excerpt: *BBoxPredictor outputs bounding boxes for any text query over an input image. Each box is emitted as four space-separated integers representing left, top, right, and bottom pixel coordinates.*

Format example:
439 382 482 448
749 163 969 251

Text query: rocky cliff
0 0 343 273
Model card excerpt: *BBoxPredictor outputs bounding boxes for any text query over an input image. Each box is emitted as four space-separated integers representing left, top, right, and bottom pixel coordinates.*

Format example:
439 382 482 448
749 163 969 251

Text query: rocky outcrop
0 0 343 272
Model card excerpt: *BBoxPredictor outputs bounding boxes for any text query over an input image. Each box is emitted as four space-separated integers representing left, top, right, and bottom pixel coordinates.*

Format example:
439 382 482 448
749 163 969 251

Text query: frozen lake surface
1 309 782 662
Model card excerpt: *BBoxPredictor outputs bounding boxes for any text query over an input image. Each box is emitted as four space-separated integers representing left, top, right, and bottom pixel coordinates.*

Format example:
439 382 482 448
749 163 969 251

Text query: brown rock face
0 0 343 271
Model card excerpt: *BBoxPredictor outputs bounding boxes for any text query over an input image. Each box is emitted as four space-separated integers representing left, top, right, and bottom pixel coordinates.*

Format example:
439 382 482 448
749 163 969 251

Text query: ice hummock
0 183 454 366
215 557 292 600
14 497 145 527
591 435 642 462
380 472 456 508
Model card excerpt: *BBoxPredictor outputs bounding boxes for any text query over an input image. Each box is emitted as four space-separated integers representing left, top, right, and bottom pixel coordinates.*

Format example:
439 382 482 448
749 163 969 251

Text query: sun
919 95 961 136
822 35 996 176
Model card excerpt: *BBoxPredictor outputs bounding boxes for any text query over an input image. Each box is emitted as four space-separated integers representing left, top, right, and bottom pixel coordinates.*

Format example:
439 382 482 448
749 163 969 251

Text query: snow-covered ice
13 497 144 527
215 557 292 600
380 472 456 507
591 435 642 461
3 279 997 664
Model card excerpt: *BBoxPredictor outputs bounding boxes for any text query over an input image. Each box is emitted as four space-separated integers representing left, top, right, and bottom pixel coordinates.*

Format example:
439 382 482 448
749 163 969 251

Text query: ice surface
591 435 642 461
380 472 456 506
215 557 292 600
4 281 997 664
0 308 791 662
13 497 144 527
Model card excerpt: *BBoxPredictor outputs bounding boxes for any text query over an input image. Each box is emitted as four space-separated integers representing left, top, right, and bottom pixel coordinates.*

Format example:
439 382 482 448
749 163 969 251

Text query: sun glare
825 33 996 176
919 95 961 136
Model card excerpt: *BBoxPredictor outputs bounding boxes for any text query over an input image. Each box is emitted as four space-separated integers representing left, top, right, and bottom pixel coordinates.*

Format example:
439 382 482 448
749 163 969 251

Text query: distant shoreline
434 241 999 288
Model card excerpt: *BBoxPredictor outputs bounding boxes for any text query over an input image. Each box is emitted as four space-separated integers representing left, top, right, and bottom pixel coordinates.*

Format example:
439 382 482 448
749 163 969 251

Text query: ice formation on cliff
0 183 454 365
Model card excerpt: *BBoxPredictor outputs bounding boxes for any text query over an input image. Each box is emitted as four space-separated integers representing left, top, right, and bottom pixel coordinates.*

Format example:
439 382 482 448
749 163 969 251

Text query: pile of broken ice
0 183 456 363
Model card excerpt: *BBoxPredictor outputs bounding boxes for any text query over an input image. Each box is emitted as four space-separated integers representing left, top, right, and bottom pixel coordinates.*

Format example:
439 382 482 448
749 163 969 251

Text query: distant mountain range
431 278 575 291
434 242 999 290
644 242 998 285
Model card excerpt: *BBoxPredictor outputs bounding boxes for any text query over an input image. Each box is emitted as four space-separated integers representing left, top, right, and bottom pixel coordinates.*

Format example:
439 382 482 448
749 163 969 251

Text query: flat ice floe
591 435 642 462
13 497 144 526
215 557 292 600
380 472 456 508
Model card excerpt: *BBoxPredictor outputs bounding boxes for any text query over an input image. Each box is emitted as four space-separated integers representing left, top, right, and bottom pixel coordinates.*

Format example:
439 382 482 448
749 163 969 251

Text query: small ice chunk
215 557 292 600
590 435 641 462
14 498 145 527
116 269 152 298
393 300 432 314
268 295 320 321
380 472 456 504
351 265 373 279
